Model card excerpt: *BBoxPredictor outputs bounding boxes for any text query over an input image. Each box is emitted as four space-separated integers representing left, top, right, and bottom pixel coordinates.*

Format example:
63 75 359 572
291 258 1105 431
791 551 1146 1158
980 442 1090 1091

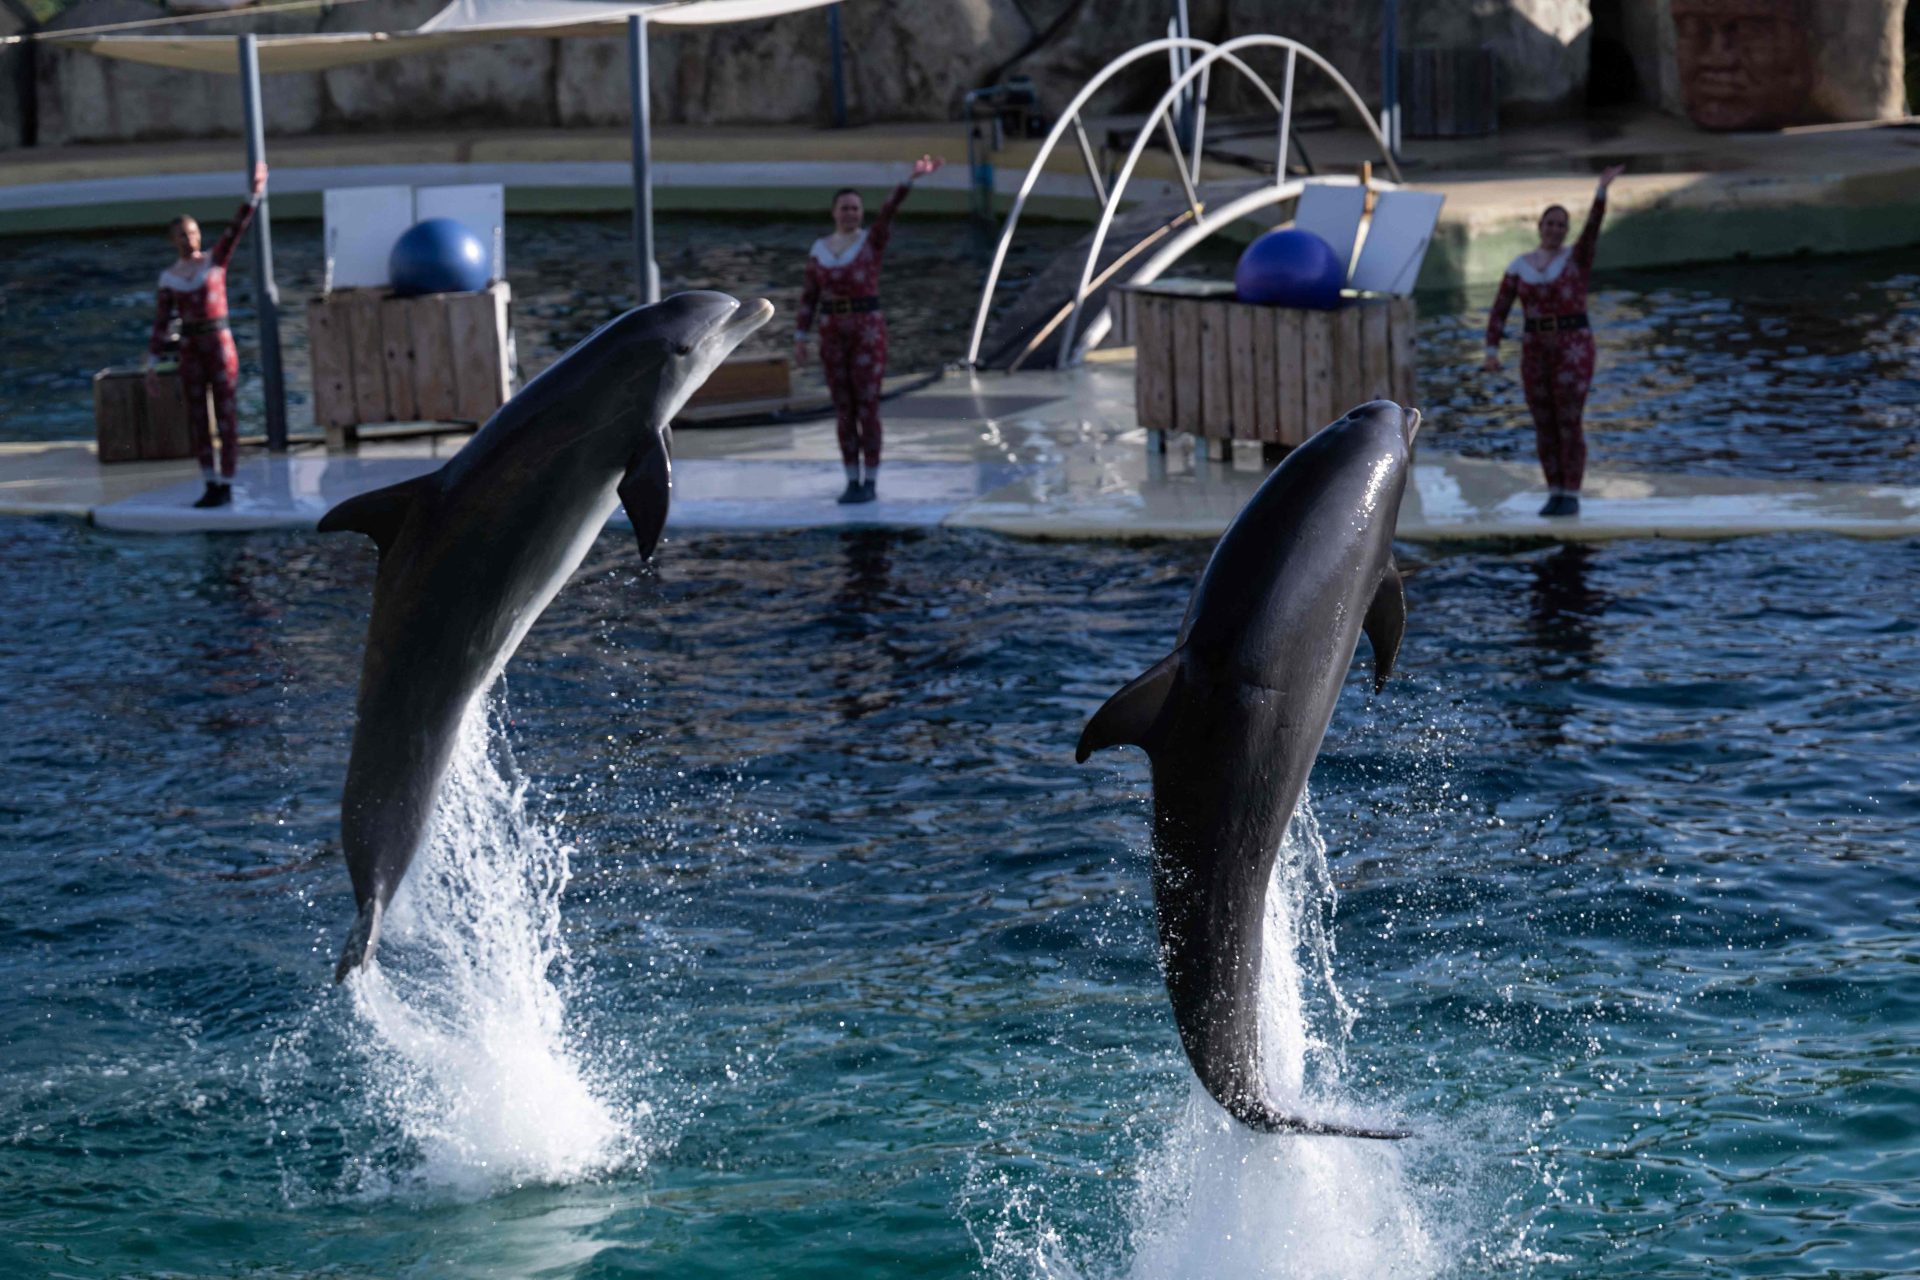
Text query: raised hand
251 162 267 197
1598 163 1626 191
909 154 945 182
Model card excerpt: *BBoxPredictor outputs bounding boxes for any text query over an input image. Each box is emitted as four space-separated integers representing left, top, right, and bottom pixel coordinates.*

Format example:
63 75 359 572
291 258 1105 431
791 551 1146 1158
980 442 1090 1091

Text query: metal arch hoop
964 33 1400 370
963 36 1221 370
1055 34 1401 367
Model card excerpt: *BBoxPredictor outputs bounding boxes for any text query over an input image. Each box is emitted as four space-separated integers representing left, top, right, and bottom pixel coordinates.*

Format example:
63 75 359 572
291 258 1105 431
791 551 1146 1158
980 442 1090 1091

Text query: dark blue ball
388 217 490 297
1233 227 1345 309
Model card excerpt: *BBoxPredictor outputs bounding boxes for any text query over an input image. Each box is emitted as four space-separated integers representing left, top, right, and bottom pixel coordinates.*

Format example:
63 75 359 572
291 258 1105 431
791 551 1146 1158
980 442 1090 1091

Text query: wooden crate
684 354 792 409
93 367 202 464
1121 280 1417 450
308 281 511 449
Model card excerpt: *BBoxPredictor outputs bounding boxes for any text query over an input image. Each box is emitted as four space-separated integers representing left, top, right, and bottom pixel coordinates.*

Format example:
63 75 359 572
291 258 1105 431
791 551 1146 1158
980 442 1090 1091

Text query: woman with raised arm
794 153 943 505
1483 164 1626 518
147 163 267 509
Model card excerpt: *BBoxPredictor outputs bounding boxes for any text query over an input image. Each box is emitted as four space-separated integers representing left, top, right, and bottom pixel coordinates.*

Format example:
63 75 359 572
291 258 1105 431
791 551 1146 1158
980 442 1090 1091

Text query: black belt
1524 312 1588 334
181 317 231 336
820 296 880 316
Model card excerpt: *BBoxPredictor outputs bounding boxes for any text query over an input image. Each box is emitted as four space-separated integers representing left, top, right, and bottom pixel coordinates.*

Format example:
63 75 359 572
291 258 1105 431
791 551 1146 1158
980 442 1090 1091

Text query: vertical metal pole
827 3 847 128
1173 0 1194 154
628 14 658 306
237 35 286 452
1381 0 1400 158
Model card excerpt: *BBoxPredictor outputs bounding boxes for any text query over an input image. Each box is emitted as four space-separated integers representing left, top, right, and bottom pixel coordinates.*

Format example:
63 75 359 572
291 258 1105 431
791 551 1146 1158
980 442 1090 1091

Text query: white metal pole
628 14 658 306
237 35 287 451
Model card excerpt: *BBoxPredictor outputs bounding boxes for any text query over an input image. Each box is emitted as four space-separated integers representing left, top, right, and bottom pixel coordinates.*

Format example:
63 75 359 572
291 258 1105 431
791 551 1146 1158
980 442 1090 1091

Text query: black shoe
192 482 230 509
1563 492 1580 516
835 479 864 504
848 479 878 505
1538 492 1576 518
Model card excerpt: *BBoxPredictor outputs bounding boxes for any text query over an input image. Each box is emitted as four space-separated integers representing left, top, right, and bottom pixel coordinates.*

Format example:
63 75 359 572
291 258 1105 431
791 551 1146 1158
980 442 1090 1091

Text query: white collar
160 258 212 292
1508 248 1571 285
811 231 868 268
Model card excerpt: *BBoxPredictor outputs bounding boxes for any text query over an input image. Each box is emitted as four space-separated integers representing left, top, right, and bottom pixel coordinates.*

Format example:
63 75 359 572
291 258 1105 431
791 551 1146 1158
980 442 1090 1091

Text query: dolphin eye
673 343 694 358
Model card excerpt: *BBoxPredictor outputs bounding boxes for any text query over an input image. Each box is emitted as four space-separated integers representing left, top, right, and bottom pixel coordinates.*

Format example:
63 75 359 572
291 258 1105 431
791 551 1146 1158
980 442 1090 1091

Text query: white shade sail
52 0 836 74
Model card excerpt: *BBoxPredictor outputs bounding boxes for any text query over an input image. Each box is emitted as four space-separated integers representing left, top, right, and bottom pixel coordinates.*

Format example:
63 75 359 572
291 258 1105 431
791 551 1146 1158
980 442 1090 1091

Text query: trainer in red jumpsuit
795 154 944 505
147 163 266 509
1484 165 1624 518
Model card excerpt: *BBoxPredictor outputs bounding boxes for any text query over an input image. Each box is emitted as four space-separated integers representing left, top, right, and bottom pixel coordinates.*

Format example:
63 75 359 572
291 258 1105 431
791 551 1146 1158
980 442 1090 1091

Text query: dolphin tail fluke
1364 563 1406 693
619 446 672 560
1076 650 1182 763
333 898 384 984
1223 1092 1412 1141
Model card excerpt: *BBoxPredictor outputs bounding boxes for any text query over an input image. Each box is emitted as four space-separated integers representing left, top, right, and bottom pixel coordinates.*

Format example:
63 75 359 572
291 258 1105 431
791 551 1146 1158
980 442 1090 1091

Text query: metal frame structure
965 34 1400 371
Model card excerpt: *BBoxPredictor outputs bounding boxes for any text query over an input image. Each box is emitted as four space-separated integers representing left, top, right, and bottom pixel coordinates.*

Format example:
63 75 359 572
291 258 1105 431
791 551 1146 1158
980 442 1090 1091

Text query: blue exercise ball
1234 227 1345 310
388 217 490 297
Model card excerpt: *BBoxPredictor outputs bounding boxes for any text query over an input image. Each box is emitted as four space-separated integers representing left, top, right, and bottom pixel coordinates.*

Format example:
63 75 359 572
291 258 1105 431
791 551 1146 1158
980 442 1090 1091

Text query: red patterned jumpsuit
1485 192 1607 494
797 182 911 478
150 196 259 482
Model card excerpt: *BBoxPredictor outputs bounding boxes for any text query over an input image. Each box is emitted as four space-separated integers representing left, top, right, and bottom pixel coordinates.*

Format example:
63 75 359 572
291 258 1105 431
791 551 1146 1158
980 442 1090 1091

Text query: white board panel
1292 183 1367 283
1349 190 1446 296
323 186 414 290
415 184 506 282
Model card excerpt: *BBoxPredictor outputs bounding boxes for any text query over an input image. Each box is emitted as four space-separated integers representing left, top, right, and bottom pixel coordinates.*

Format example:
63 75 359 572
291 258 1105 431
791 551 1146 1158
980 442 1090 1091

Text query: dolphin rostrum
1076 400 1420 1140
320 291 773 982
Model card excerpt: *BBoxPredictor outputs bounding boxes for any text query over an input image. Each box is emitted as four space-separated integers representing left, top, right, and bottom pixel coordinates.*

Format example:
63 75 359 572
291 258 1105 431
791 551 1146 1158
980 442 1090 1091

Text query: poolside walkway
8 363 1917 542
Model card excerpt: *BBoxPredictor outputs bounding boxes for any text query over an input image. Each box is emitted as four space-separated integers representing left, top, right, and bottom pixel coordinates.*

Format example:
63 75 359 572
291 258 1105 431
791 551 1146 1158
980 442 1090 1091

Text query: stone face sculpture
1670 0 1814 130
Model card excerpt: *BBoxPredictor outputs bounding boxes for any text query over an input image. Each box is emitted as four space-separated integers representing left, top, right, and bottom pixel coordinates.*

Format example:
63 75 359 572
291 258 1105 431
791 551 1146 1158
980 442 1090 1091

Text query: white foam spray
344 698 640 1192
1122 795 1441 1280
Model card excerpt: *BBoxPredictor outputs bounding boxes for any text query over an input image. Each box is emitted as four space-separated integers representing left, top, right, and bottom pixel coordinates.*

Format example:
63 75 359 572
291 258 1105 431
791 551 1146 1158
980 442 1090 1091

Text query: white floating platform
8 360 1919 543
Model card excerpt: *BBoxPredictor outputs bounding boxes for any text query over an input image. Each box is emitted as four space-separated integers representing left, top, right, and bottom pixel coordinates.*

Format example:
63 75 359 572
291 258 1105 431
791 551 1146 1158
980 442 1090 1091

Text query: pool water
2 522 1914 1279
4 218 1916 487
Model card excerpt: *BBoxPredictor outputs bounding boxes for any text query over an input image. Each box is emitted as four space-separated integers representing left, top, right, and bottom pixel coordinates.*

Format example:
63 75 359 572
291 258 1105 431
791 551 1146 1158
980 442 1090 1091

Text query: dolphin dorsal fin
1364 561 1406 692
619 446 672 560
1075 650 1183 763
317 474 435 555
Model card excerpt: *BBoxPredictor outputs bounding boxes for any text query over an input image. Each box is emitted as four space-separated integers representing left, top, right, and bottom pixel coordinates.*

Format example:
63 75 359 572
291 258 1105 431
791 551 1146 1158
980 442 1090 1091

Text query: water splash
344 697 641 1192
1122 794 1443 1280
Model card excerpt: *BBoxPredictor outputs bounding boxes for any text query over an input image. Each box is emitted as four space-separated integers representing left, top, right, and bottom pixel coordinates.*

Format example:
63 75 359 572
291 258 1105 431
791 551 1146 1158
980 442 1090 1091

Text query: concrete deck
5 112 1918 287
8 365 1918 543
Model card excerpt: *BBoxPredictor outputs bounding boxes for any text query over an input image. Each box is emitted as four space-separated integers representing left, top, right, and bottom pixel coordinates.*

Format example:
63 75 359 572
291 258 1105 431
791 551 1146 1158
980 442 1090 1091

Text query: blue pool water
2 522 1915 1278
4 217 1917 486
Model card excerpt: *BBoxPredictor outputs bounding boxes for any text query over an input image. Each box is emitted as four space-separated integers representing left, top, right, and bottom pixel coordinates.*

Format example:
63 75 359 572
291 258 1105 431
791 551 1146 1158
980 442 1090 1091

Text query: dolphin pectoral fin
1363 563 1406 693
618 447 672 560
318 475 434 556
1223 1092 1412 1141
1076 650 1182 763
333 897 384 984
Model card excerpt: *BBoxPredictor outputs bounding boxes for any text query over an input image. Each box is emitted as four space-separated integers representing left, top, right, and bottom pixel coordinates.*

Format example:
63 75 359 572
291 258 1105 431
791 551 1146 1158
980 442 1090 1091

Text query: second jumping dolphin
321 291 773 981
1077 400 1419 1140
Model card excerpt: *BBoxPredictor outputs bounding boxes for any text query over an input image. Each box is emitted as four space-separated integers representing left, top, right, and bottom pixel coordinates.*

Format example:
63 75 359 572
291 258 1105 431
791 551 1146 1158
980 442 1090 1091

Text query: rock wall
7 0 1908 149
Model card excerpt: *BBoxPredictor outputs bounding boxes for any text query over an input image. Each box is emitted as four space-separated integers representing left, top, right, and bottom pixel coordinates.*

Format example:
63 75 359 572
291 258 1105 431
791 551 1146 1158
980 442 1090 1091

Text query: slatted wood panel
1199 303 1233 438
307 298 357 431
409 299 459 423
307 282 512 446
346 294 388 425
1135 295 1173 431
1171 298 1203 436
446 291 501 424
1251 306 1279 441
1124 285 1420 452
380 298 417 422
1274 308 1306 444
1227 303 1257 440
1301 308 1334 431
1389 296 1418 405
1332 303 1364 418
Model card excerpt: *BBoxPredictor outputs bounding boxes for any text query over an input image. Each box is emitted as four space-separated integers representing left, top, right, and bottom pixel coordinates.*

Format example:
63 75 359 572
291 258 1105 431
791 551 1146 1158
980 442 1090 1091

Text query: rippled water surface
2 522 1915 1278
5 218 1917 484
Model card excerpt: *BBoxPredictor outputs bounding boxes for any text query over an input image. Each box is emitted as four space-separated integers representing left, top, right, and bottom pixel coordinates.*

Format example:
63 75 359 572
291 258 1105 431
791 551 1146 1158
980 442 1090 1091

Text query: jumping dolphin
1076 400 1420 1140
320 291 774 982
